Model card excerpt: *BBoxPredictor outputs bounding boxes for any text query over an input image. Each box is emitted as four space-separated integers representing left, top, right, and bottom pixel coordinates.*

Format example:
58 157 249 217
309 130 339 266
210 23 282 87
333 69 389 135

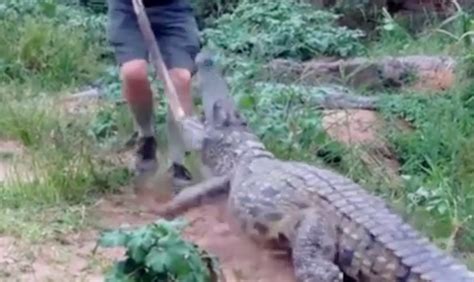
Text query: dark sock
137 136 156 159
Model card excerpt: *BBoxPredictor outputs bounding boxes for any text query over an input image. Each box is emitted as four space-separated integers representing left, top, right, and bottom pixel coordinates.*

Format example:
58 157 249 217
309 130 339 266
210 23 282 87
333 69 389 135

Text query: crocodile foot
292 210 343 282
294 259 343 282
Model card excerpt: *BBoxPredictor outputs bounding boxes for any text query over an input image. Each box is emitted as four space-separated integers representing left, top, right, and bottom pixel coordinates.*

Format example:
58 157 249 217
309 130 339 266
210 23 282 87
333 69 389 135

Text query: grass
0 0 131 240
0 205 90 242
0 0 473 273
0 86 132 242
382 88 474 247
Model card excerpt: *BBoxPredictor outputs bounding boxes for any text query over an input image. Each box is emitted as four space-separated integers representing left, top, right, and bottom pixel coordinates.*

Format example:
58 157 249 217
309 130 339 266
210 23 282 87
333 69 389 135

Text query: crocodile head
198 100 270 177
186 49 272 176
195 49 215 70
177 100 252 165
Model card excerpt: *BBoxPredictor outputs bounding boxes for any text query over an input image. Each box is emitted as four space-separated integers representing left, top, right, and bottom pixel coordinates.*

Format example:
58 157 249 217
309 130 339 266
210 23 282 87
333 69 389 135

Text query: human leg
106 0 158 175
106 0 200 180
165 68 195 186
148 0 201 186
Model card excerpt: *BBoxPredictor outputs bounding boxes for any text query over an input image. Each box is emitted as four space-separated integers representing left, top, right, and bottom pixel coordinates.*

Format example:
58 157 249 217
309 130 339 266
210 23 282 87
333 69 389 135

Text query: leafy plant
202 0 366 61
190 0 242 28
97 219 221 282
233 82 343 161
78 0 108 13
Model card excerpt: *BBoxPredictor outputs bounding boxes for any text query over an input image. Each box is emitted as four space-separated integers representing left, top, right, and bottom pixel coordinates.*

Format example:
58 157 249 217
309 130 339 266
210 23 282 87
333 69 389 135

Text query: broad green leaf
144 247 170 273
98 229 129 248
127 244 147 264
104 260 136 282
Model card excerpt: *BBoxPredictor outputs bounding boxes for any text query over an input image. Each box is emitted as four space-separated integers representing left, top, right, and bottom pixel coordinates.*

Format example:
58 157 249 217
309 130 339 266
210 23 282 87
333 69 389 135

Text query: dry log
60 87 102 101
65 83 382 112
265 55 456 91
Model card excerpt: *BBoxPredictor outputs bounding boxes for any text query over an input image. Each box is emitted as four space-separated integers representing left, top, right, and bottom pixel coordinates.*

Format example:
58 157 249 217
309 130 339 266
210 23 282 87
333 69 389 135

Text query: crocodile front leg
152 175 231 218
292 210 343 282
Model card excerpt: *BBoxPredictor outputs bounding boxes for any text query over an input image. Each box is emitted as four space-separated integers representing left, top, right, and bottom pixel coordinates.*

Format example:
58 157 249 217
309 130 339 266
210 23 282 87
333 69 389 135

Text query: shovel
130 0 188 205
129 4 227 281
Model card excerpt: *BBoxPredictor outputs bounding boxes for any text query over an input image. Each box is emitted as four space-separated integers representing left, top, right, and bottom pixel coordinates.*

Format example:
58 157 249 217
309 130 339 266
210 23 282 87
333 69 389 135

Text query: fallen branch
65 82 382 112
59 87 102 102
265 55 456 91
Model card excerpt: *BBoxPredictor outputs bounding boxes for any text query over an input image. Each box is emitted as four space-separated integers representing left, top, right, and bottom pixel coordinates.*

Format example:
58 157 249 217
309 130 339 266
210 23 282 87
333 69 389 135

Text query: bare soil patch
0 188 295 282
0 230 123 281
322 109 404 183
93 191 296 282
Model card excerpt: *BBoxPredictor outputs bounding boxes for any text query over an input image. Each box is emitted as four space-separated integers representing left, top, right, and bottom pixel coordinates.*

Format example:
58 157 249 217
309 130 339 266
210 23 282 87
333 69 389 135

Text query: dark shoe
168 162 193 189
124 131 139 149
134 136 158 176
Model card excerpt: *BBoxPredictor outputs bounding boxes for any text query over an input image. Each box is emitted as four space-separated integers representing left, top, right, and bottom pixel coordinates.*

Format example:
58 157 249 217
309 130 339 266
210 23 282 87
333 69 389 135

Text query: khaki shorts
106 0 201 73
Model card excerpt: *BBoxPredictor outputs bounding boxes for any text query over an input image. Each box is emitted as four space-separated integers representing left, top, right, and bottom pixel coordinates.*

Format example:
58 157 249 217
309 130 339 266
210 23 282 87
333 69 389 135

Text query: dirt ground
0 190 296 282
96 192 297 282
0 62 456 281
0 137 296 282
0 117 407 282
0 106 407 282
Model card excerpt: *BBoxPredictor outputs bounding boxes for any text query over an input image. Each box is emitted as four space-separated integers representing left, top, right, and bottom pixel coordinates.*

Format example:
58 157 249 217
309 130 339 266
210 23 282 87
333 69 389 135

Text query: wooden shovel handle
131 0 186 121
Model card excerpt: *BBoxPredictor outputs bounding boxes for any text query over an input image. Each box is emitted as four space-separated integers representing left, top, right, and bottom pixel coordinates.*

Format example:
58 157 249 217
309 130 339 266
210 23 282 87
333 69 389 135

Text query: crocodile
155 51 474 282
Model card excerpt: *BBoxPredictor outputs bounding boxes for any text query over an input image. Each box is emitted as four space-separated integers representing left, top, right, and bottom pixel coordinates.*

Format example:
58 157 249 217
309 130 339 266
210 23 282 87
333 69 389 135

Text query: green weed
0 0 107 90
0 93 130 209
0 205 90 242
202 0 366 61
375 75 474 251
0 0 126 214
97 219 221 282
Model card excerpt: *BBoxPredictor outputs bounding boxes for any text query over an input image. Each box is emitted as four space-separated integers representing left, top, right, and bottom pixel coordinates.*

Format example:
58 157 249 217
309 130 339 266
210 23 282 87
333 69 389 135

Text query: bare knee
120 59 149 85
169 68 192 91
120 60 153 102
